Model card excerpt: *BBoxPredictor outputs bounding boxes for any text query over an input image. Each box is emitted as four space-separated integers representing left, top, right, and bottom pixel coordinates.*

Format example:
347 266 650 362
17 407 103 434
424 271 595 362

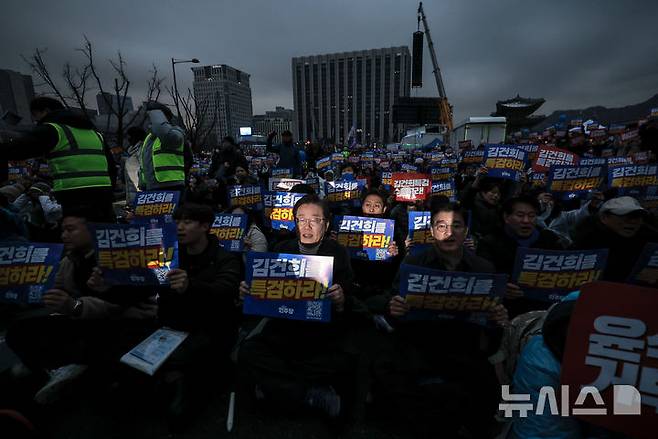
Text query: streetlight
171 57 200 119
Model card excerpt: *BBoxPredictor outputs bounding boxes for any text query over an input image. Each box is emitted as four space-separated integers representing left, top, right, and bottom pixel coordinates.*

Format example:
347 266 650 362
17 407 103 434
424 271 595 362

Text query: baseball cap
599 196 646 216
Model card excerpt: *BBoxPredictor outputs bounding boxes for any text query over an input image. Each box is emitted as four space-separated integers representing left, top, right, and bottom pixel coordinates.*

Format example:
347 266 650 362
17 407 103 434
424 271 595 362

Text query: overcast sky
2 0 657 122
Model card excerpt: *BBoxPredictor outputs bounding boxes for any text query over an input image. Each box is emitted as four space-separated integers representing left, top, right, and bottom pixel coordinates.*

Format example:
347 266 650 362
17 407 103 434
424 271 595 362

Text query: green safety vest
141 133 185 185
45 123 111 192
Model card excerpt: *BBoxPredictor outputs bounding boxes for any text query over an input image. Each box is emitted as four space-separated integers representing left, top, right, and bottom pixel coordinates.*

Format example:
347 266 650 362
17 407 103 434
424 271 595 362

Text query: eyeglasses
296 217 325 227
432 223 466 233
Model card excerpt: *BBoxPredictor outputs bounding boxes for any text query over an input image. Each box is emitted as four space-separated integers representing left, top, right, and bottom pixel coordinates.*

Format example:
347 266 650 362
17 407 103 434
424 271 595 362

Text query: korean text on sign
210 214 247 252
228 185 263 210
133 191 179 219
91 223 178 286
398 264 506 325
407 211 433 253
324 179 364 206
511 248 608 302
483 145 528 181
608 164 658 196
560 282 658 439
243 252 334 323
532 146 579 173
547 165 604 200
263 192 305 231
333 215 395 261
392 172 431 202
0 243 63 304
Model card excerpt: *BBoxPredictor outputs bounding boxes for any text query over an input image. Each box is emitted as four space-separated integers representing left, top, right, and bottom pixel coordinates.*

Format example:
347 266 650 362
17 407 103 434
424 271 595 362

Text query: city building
0 69 35 125
252 106 294 143
192 64 253 145
292 46 411 145
96 91 134 115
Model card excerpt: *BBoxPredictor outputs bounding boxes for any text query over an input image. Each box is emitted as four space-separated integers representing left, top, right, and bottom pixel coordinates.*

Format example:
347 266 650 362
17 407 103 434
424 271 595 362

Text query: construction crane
417 2 453 136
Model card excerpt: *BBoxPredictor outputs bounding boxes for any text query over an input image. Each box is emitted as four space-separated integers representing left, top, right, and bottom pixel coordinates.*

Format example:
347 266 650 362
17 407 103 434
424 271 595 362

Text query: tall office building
292 46 411 145
96 91 133 115
253 106 294 143
192 64 253 144
0 69 35 125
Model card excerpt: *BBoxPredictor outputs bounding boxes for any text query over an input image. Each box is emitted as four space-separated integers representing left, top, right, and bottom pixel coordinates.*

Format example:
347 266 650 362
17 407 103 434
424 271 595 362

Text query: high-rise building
192 64 253 145
96 92 133 115
253 106 294 143
292 46 411 145
0 69 35 125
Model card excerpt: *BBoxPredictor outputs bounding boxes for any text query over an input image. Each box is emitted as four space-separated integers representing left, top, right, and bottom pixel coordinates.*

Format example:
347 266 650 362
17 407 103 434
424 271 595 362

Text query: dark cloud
2 0 657 122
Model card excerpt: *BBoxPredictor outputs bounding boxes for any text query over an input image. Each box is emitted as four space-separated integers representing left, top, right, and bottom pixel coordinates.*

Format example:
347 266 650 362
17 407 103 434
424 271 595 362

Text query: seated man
370 201 508 438
238 194 368 419
477 195 565 317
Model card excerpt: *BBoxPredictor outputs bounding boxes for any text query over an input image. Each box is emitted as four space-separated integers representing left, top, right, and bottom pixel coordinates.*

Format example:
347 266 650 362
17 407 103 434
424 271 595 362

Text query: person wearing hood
0 97 116 221
573 196 658 282
267 130 303 178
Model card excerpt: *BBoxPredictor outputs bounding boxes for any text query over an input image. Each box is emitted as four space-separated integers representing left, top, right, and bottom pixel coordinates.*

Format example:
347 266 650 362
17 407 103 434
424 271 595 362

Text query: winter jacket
572 215 658 282
157 234 242 334
460 184 502 239
266 139 302 177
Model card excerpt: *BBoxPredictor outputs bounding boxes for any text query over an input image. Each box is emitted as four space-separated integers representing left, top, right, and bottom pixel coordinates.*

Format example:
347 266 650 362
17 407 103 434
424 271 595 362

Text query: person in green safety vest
138 102 187 195
0 97 116 222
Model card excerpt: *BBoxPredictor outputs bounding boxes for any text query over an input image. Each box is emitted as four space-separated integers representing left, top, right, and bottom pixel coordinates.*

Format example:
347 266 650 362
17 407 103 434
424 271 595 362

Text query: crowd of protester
0 96 657 438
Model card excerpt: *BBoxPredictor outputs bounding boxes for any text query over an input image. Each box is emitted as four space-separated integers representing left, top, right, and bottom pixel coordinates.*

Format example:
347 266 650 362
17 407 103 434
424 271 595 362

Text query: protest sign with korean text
228 185 263 210
407 211 433 252
547 165 605 200
483 145 528 181
91 223 178 286
460 150 485 165
398 264 506 325
431 180 457 201
607 157 633 168
324 179 364 207
0 243 63 304
628 243 658 287
271 167 293 178
316 156 332 172
244 252 333 322
132 191 179 222
516 144 540 163
608 164 658 197
263 191 305 231
210 214 247 252
381 171 393 190
560 282 658 439
333 215 394 261
392 172 431 202
269 177 305 192
532 146 579 173
512 248 608 301
579 157 607 167
430 166 454 181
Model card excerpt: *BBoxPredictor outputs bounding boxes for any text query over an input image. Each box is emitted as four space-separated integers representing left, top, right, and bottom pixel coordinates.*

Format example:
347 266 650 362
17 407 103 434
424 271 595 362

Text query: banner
560 282 658 439
243 252 333 322
621 129 639 141
0 243 63 304
381 171 393 191
324 179 364 207
305 177 320 193
228 185 263 210
628 243 658 287
460 150 485 165
458 139 473 151
316 156 332 172
398 264 506 325
401 163 419 173
392 172 431 202
607 156 633 168
271 167 293 178
331 153 345 167
532 146 579 173
91 222 178 286
210 214 247 252
516 144 540 163
483 145 528 181
263 192 305 230
608 164 658 197
7 167 27 181
579 157 607 167
547 165 605 200
439 157 458 169
431 180 457 201
632 151 650 165
511 248 608 301
269 177 305 192
333 215 395 261
132 191 179 222
430 166 454 181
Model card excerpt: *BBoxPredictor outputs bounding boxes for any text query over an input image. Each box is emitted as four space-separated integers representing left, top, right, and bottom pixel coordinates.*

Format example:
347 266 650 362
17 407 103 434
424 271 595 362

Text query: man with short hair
573 196 658 281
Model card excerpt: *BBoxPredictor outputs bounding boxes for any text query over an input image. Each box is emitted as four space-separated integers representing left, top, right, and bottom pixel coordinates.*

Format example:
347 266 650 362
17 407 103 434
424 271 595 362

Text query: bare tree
170 86 217 153
23 37 164 148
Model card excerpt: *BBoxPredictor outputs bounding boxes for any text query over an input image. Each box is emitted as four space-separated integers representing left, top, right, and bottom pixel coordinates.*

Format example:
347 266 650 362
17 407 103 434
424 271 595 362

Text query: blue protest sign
381 171 393 191
547 165 604 200
483 144 528 181
608 164 658 198
210 214 247 252
228 185 263 210
333 215 395 261
272 167 293 178
0 242 63 304
243 252 333 322
398 264 506 325
132 191 180 223
325 179 365 207
460 150 485 166
512 248 609 301
431 180 457 201
263 192 305 230
91 222 179 286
